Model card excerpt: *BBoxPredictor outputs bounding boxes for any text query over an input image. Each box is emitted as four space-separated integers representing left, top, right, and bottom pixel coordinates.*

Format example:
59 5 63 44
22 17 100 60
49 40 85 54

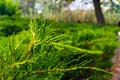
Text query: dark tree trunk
93 0 105 25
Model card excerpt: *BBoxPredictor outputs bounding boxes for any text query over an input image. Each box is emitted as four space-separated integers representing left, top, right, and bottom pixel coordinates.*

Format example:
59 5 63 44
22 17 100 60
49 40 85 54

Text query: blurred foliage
9 0 120 25
0 0 21 16
110 2 120 13
0 15 30 36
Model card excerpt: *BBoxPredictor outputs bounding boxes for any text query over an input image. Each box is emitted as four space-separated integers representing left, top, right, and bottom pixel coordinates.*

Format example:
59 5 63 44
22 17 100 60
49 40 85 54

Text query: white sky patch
35 3 43 14
68 0 94 10
56 0 61 4
68 0 120 10
112 0 120 4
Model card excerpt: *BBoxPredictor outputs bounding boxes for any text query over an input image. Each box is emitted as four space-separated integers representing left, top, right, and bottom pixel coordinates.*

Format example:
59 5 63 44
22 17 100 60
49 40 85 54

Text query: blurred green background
0 0 120 80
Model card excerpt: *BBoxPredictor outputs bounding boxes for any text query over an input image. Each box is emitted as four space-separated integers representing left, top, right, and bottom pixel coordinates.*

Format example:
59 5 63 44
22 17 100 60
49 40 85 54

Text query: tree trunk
93 0 105 25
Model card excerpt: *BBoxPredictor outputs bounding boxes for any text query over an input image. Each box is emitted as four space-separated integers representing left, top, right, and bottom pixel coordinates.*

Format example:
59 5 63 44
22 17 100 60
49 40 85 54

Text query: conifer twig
23 67 112 79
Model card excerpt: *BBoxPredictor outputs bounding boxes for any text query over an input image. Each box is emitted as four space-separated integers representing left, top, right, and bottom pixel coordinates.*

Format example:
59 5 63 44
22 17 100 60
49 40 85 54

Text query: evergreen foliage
0 17 119 79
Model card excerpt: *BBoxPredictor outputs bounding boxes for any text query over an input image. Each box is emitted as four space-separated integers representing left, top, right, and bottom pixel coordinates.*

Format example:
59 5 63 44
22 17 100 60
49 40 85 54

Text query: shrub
0 0 21 16
0 15 30 36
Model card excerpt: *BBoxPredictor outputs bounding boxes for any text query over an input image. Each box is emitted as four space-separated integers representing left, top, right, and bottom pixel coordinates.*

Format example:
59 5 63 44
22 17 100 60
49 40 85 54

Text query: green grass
0 16 119 80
